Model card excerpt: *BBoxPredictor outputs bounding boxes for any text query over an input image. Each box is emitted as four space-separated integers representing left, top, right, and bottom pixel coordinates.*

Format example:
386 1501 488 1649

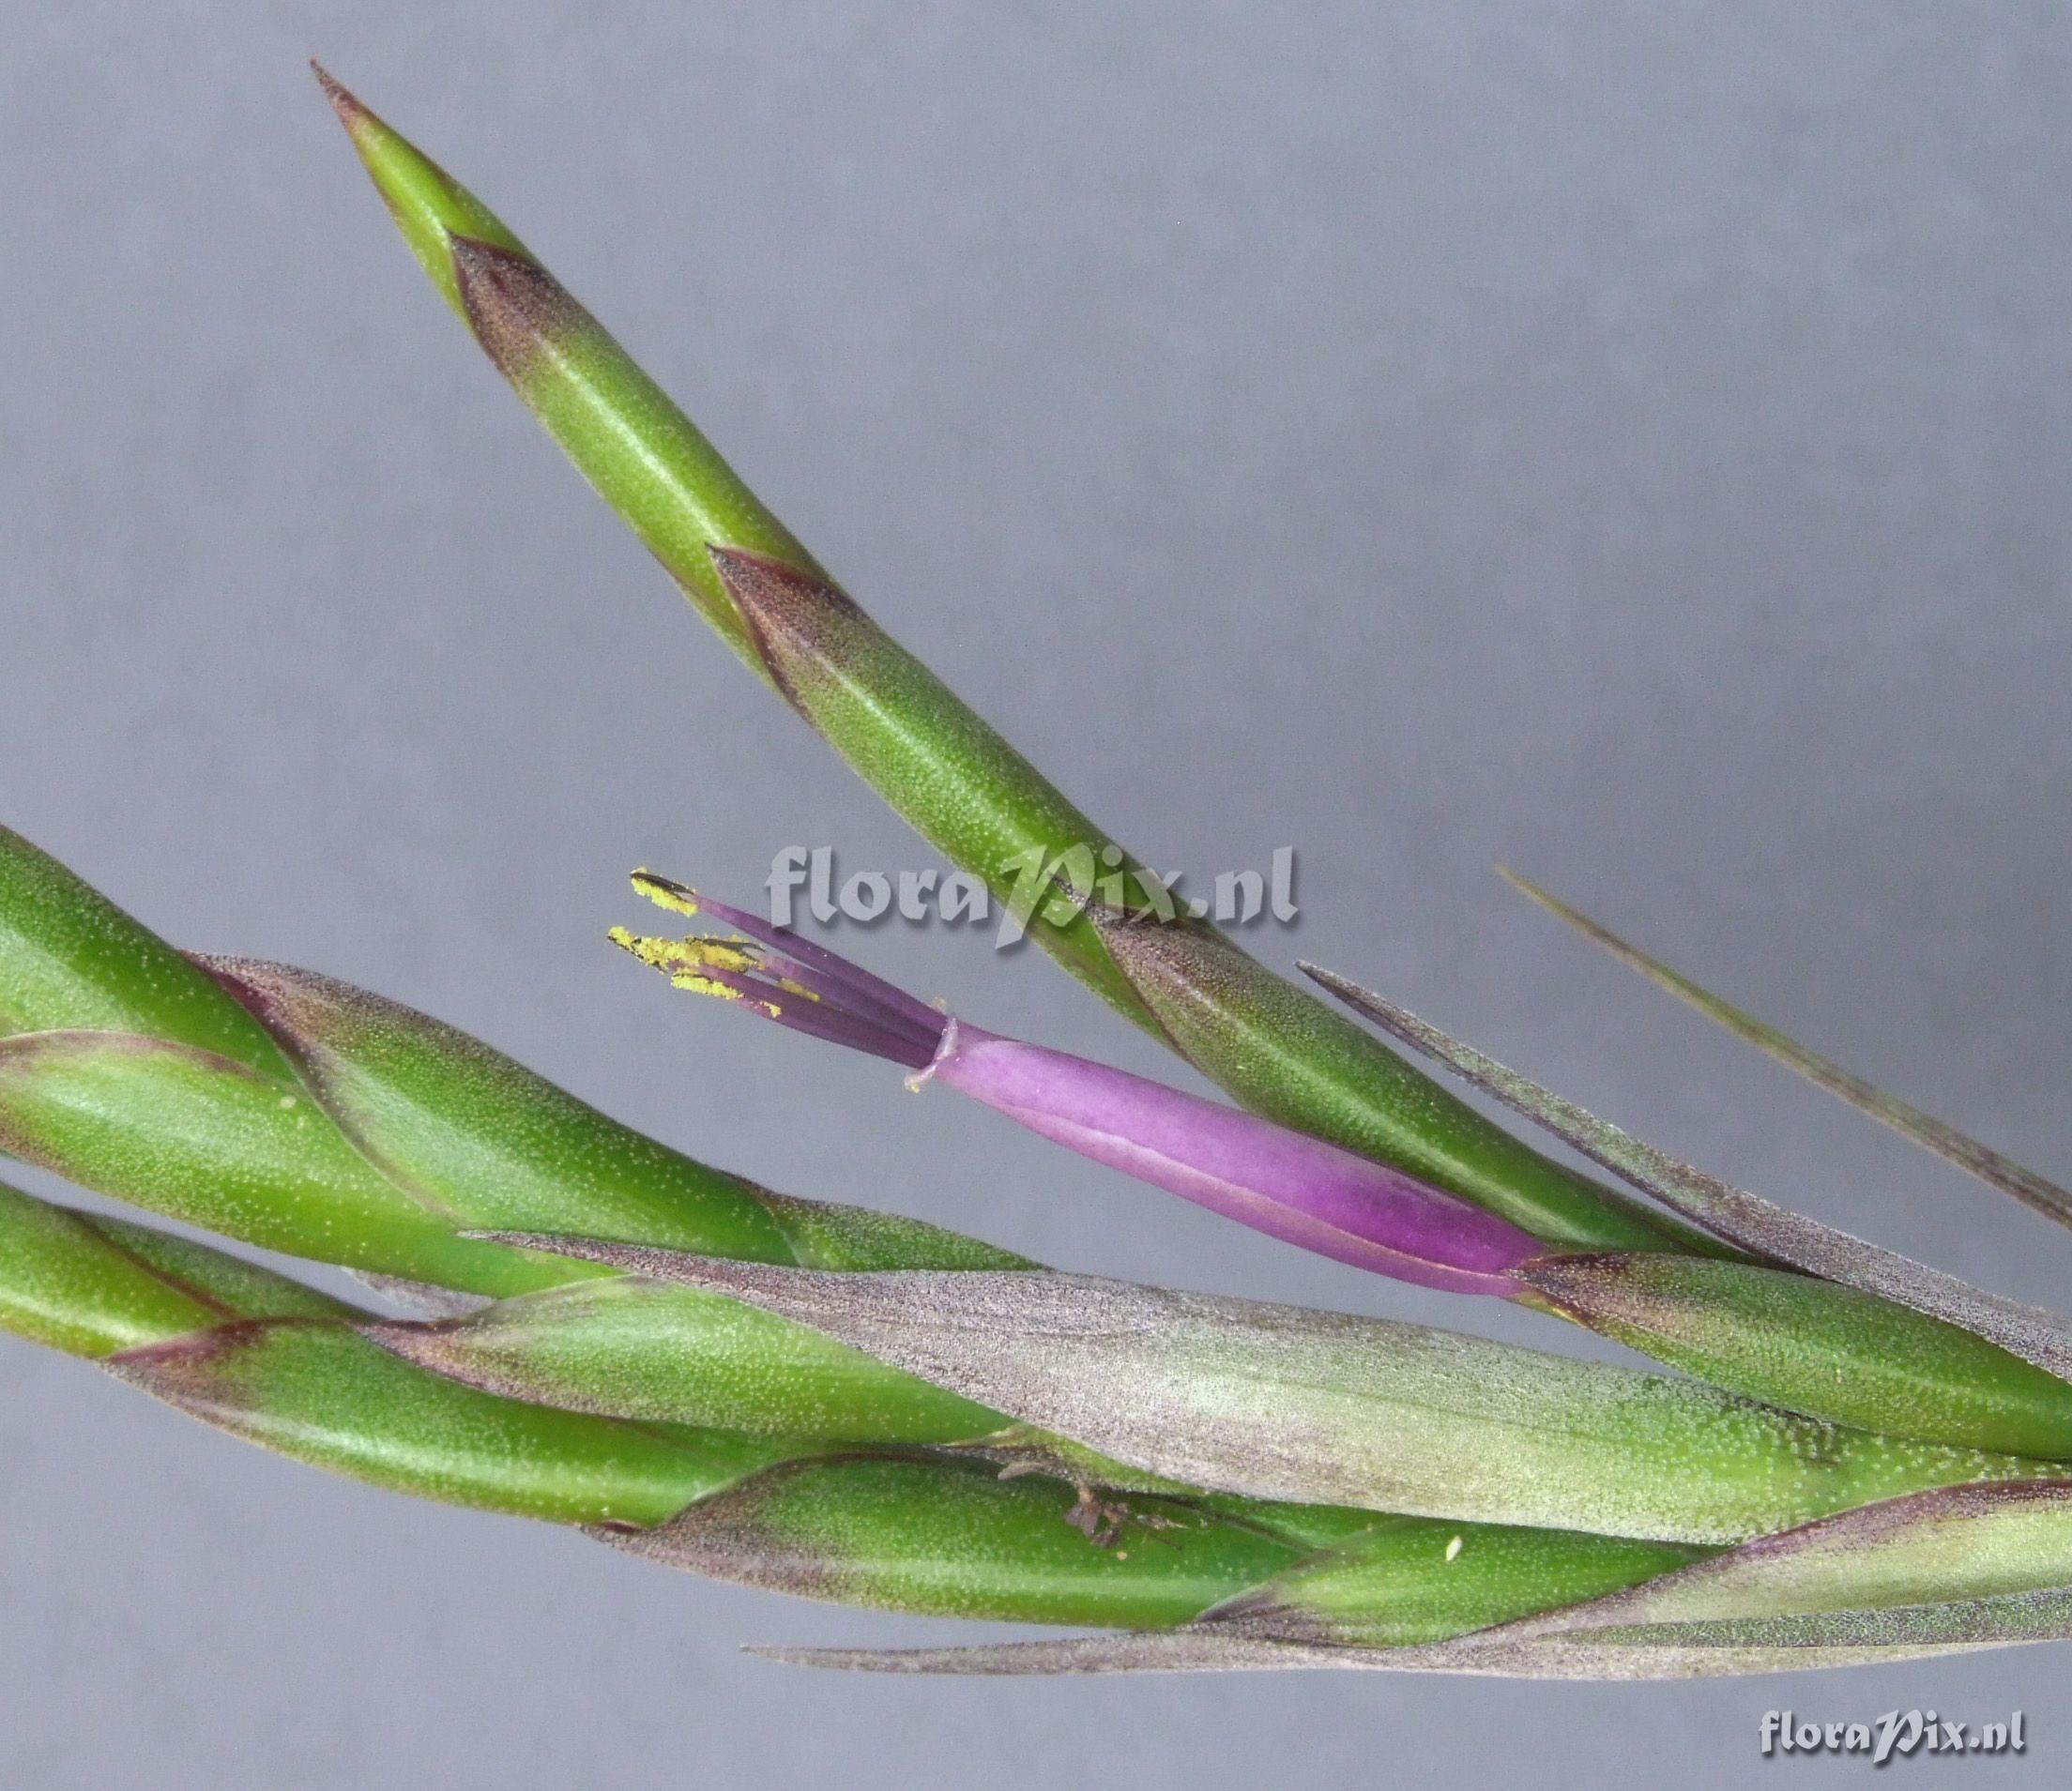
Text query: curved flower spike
612 873 1546 1298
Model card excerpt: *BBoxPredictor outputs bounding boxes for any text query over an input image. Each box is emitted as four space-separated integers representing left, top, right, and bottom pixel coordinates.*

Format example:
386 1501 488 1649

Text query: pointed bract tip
354 1316 465 1370
705 542 814 586
737 1634 1318 1675
470 1225 621 1258
705 542 861 621
700 546 830 715
462 1230 685 1280
310 61 373 137
1079 900 1230 963
741 1645 907 1672
1496 864 1564 912
1298 959 1400 1017
1496 866 2072 1233
100 1315 292 1416
448 234 574 375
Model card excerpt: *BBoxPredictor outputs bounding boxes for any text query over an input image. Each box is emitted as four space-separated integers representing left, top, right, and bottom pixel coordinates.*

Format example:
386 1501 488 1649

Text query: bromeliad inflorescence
6 66 2072 1686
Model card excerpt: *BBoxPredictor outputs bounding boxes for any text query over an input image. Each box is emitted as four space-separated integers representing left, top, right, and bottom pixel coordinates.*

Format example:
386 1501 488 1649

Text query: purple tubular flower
923 1021 1544 1294
612 875 1546 1298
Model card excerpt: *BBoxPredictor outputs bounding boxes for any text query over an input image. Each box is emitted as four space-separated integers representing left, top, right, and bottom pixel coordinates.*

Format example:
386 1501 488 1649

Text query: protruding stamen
632 872 946 1041
612 879 944 1070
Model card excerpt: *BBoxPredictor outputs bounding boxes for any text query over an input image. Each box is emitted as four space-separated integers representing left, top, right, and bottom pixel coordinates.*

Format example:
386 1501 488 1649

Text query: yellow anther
682 938 759 975
666 969 745 1001
630 868 702 918
608 924 794 1021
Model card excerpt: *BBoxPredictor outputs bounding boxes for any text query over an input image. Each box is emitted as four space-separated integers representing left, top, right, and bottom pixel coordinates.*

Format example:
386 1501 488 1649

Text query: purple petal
680 958 938 1070
638 874 946 1045
927 1025 1544 1296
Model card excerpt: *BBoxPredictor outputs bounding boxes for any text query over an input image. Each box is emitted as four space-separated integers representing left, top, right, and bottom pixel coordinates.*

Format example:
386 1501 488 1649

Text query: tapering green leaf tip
322 75 825 671
312 62 529 316
1498 866 2072 1232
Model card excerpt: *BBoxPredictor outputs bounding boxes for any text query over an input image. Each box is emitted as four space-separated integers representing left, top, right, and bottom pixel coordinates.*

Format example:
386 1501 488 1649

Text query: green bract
479 1244 2059 1546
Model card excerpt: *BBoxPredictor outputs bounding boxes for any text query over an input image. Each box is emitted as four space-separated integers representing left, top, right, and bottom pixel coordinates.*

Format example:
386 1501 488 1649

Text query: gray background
2 2 2068 1784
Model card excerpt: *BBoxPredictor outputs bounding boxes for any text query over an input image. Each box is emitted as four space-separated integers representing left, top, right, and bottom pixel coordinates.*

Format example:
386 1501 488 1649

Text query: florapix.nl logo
1760 1708 2026 1764
765 843 1299 945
